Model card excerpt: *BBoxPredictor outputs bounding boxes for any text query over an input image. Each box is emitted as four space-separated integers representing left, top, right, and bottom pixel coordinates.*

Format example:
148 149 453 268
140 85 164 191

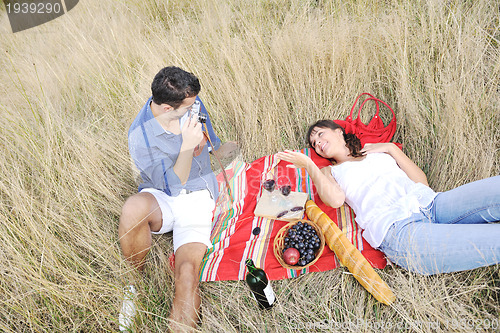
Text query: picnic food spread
282 221 322 266
254 164 394 305
273 219 325 270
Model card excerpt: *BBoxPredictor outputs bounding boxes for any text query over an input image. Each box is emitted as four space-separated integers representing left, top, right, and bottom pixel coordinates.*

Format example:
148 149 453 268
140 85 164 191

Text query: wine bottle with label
245 259 276 309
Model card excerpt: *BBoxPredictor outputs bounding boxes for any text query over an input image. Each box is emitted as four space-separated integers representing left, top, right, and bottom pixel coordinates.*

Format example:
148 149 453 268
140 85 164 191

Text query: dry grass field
0 0 499 331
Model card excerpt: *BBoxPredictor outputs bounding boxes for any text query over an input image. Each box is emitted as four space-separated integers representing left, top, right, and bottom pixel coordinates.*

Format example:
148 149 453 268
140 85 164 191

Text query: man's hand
193 133 208 157
181 116 203 152
174 116 203 185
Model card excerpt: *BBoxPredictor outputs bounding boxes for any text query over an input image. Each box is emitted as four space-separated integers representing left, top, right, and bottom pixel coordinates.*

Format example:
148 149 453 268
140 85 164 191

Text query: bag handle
348 93 396 123
347 93 375 120
357 97 396 122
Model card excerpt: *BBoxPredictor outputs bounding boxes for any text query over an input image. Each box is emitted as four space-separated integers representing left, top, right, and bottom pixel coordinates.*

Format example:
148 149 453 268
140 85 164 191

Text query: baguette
306 200 395 305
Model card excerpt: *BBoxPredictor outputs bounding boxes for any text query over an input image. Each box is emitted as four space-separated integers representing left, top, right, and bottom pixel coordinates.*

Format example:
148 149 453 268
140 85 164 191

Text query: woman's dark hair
151 66 201 109
306 120 363 159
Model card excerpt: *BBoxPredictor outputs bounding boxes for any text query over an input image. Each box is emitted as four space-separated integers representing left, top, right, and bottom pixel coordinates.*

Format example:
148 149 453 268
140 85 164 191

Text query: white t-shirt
330 153 437 248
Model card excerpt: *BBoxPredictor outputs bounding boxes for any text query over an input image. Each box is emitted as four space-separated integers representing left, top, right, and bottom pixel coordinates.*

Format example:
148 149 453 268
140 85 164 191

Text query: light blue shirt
128 96 220 199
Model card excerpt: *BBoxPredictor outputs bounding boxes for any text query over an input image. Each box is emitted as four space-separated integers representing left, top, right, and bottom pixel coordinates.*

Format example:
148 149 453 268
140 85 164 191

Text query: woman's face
309 126 344 158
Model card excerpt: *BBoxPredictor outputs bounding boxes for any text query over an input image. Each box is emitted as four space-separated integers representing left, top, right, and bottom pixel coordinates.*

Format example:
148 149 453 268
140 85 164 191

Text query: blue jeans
378 176 500 275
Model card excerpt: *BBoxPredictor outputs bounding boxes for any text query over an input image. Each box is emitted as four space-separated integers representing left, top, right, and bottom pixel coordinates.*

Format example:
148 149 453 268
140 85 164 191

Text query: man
118 66 234 331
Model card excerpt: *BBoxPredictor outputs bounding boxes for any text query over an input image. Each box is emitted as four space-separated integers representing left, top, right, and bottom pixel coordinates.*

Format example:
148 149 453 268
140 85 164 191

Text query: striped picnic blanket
198 148 387 281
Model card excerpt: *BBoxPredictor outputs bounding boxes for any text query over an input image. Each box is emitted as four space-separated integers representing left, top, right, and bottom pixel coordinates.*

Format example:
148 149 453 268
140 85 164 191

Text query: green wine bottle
245 259 276 309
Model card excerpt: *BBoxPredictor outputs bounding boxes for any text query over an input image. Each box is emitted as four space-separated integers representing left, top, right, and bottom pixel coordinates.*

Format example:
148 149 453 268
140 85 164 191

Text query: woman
276 120 500 275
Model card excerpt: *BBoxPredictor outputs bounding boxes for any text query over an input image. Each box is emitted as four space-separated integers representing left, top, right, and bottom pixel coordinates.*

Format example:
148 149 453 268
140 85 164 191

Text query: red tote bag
335 93 397 147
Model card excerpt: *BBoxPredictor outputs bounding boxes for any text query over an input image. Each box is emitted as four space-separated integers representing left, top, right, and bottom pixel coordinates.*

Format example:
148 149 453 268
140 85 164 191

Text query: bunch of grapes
283 221 321 266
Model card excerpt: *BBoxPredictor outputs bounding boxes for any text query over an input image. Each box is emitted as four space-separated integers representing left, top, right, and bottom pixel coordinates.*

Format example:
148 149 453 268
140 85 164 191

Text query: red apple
283 247 300 265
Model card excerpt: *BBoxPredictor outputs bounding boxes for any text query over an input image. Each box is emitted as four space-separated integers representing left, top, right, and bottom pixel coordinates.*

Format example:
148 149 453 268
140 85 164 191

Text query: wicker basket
273 219 325 270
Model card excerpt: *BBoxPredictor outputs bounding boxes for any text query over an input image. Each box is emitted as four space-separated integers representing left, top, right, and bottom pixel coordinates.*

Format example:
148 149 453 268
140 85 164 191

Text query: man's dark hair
151 66 201 109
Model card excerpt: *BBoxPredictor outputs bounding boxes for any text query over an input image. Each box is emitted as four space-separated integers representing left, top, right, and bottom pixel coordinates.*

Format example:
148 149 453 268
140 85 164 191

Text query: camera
190 100 207 123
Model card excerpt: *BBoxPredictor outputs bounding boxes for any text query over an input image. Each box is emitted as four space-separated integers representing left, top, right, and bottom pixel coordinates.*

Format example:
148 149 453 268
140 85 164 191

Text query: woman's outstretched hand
275 150 314 169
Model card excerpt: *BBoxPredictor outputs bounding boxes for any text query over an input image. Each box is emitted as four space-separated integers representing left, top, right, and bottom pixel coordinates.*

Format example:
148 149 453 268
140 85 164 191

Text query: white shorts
140 188 215 253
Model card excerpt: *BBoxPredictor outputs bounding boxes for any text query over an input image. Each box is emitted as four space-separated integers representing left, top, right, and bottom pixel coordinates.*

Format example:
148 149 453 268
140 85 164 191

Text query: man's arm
130 143 181 195
129 118 201 195
173 115 203 185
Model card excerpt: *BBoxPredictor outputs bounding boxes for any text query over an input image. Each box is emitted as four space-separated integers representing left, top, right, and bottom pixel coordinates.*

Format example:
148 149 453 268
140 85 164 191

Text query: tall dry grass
0 0 499 331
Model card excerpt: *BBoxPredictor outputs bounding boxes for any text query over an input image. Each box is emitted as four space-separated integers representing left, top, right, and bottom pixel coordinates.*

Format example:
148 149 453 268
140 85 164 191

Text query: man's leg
118 192 164 331
118 192 163 271
169 242 207 332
